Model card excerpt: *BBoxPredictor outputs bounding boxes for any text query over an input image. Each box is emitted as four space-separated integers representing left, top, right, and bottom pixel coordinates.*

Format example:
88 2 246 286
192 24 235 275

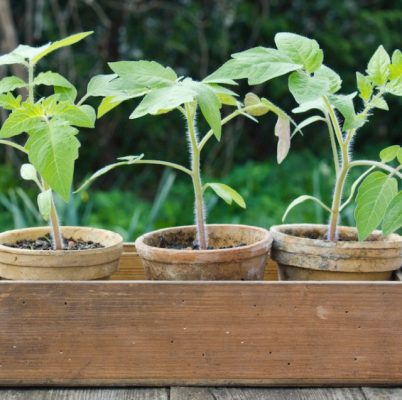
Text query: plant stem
134 160 192 176
350 160 402 179
324 112 340 175
28 63 34 103
185 103 208 249
0 140 28 153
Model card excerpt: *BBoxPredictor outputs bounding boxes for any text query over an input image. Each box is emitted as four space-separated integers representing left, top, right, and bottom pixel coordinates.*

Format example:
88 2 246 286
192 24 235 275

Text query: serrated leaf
203 182 246 208
379 145 400 162
26 120 80 201
315 65 342 93
382 192 402 235
97 96 122 118
244 93 270 116
355 171 398 241
275 116 291 164
288 70 330 104
37 189 52 221
34 71 77 101
0 92 22 110
0 102 44 138
367 45 390 86
130 84 196 119
0 76 26 94
274 32 323 73
282 195 331 222
356 72 372 101
32 31 93 64
109 60 177 88
205 47 302 85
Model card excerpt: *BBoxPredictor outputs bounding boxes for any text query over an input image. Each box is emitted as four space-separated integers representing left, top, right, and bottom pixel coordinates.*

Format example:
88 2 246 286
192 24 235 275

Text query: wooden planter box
0 243 401 387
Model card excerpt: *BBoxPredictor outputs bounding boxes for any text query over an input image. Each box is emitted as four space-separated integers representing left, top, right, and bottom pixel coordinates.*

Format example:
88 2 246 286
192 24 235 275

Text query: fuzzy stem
28 63 34 103
324 111 340 175
350 160 402 179
185 103 208 249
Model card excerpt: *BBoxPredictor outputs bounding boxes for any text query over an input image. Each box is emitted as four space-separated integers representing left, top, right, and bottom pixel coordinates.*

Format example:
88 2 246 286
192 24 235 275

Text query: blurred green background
0 0 401 240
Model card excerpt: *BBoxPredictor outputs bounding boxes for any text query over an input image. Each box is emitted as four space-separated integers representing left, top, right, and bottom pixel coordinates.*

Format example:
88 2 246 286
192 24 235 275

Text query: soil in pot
0 226 123 281
135 224 272 280
271 224 402 281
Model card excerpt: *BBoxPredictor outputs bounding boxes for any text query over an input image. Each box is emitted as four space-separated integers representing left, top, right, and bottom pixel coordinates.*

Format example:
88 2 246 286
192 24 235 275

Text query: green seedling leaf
13 43 50 61
20 163 42 189
0 92 22 110
53 103 96 128
291 115 326 137
398 148 402 164
0 76 26 94
130 84 196 119
383 192 402 235
380 145 401 162
315 65 342 93
205 47 302 85
109 60 177 88
275 115 291 164
34 71 77 101
75 154 144 193
0 53 26 66
367 45 390 86
329 93 363 130
275 32 323 73
244 93 270 116
356 72 373 101
31 31 93 64
355 171 398 241
86 74 118 97
386 76 402 96
26 120 80 201
203 182 246 208
288 71 330 104
97 96 122 118
283 195 331 222
370 96 388 110
37 189 52 221
206 83 238 106
292 98 325 114
389 49 402 80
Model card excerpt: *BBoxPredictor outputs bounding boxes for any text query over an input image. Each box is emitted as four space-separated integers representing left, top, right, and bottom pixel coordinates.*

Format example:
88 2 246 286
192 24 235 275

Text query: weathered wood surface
111 243 279 281
0 281 401 386
362 387 402 400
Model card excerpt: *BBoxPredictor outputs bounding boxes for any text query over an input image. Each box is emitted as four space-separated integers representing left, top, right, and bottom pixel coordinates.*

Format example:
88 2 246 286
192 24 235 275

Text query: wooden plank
111 243 279 281
211 387 366 399
171 387 215 400
362 387 402 400
0 281 401 386
0 388 168 399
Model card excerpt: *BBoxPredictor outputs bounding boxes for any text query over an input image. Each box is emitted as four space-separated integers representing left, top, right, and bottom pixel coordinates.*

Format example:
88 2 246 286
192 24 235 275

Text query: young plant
210 33 402 241
78 61 291 249
0 32 96 249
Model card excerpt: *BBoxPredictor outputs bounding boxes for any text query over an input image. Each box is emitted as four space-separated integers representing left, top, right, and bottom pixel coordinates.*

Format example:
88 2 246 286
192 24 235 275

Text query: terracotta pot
135 224 272 280
271 224 402 281
0 226 123 280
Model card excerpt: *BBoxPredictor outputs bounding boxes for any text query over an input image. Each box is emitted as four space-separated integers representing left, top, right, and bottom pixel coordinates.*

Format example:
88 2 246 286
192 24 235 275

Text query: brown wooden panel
0 280 401 386
111 243 279 281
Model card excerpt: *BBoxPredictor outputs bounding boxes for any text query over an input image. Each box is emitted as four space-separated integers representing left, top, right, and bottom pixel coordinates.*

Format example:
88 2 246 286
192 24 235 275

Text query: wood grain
362 388 402 400
0 388 168 399
111 243 279 281
0 281 401 386
171 387 215 400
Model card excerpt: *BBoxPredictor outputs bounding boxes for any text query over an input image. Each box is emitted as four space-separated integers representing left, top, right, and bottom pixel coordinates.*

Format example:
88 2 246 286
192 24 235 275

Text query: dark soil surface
157 234 246 250
291 229 383 242
3 233 104 251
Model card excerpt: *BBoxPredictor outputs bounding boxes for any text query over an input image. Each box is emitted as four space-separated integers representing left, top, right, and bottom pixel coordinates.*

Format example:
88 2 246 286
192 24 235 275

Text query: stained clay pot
271 224 402 281
0 226 123 280
135 224 272 280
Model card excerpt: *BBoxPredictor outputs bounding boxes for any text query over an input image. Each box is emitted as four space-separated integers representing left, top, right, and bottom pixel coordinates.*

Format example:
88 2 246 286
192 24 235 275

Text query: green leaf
205 83 238 106
202 75 238 85
291 115 326 137
0 102 44 138
315 65 342 93
0 92 22 110
379 145 401 162
370 96 388 110
75 154 144 193
109 60 177 88
86 74 118 97
292 98 325 114
31 31 93 64
52 103 96 128
398 148 402 164
0 76 26 94
97 96 122 118
275 116 291 164
244 93 270 116
26 120 80 201
0 53 26 66
389 49 402 80
367 45 390 86
203 182 246 208
356 72 373 101
329 93 362 130
130 84 196 119
274 32 323 73
386 76 402 96
37 189 52 221
355 171 398 241
382 192 402 235
34 71 77 101
205 47 302 85
282 195 331 222
13 43 50 61
288 71 330 104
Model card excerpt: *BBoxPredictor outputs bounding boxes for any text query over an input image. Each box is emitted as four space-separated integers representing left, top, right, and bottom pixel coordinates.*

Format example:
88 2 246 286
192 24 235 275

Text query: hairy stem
324 112 340 175
350 160 402 179
185 103 208 249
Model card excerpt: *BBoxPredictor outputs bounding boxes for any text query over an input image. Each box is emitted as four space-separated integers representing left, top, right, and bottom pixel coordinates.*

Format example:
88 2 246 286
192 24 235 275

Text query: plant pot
0 226 123 280
270 224 402 281
135 224 272 280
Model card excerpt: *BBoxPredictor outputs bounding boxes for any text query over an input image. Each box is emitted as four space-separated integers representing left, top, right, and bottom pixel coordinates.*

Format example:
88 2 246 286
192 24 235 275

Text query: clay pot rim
271 223 402 249
0 226 123 256
135 224 272 263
